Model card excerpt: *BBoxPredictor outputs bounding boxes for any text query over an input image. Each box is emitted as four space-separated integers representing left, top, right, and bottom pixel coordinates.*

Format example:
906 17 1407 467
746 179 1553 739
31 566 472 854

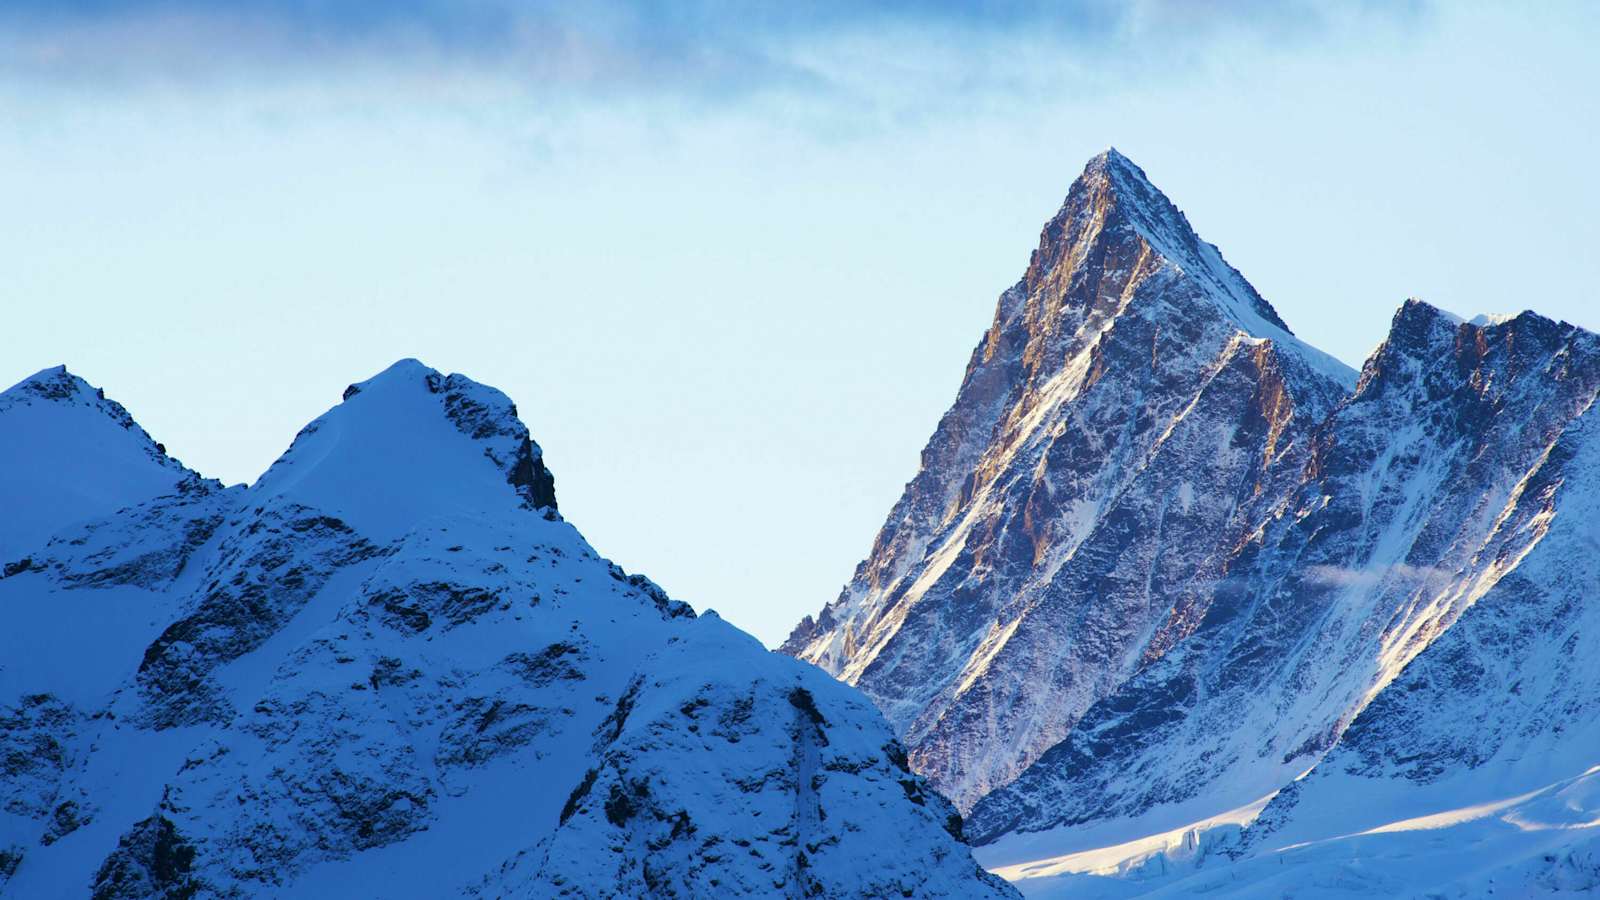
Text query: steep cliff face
785 151 1600 897
969 306 1600 898
782 149 1354 810
1228 309 1600 840
966 302 1600 847
0 361 1014 899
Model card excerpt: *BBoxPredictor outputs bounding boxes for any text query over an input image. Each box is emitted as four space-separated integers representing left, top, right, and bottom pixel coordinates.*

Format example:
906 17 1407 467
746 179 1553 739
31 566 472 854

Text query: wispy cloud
1303 562 1450 589
0 1 1431 102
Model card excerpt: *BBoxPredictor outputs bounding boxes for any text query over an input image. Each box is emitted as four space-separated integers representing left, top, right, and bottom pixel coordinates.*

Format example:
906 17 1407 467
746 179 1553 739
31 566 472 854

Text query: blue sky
3 1 1597 645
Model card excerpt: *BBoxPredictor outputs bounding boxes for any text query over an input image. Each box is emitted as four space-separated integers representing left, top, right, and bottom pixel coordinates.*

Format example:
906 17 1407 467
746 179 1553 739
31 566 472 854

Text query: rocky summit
786 151 1600 897
0 360 1015 899
783 148 1355 810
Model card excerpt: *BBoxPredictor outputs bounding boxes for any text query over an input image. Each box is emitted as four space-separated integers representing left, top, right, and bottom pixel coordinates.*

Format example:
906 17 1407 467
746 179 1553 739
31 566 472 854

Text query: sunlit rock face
787 150 1600 897
0 361 1015 899
967 302 1600 845
783 149 1354 811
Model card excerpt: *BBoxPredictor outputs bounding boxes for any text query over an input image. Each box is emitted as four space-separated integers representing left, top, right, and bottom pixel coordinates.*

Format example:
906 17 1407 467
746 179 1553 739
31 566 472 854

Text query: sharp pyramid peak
1065 148 1205 261
1035 150 1358 388
1080 146 1147 186
1074 150 1220 254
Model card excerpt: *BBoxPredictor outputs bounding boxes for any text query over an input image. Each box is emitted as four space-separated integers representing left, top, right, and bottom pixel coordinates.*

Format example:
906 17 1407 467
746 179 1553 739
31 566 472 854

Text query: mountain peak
1078 146 1151 198
254 359 557 541
1027 150 1355 388
1381 298 1560 358
0 365 1013 898
1067 148 1298 325
783 147 1361 810
340 357 434 399
0 364 186 455
3 364 99 408
1067 148 1200 247
0 365 201 562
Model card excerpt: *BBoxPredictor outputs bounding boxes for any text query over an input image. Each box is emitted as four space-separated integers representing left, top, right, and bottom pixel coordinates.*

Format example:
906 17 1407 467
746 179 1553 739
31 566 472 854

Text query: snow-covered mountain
0 366 207 565
0 361 1015 898
782 148 1354 810
971 302 1600 897
784 151 1600 897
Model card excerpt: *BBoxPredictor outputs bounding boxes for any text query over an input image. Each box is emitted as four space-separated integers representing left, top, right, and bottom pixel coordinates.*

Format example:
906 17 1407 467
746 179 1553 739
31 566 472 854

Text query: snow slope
0 366 205 564
0 361 1013 898
984 767 1600 898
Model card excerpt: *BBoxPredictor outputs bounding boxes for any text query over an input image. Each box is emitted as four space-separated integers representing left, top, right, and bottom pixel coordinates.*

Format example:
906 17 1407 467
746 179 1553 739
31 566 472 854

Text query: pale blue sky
3 2 1596 645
